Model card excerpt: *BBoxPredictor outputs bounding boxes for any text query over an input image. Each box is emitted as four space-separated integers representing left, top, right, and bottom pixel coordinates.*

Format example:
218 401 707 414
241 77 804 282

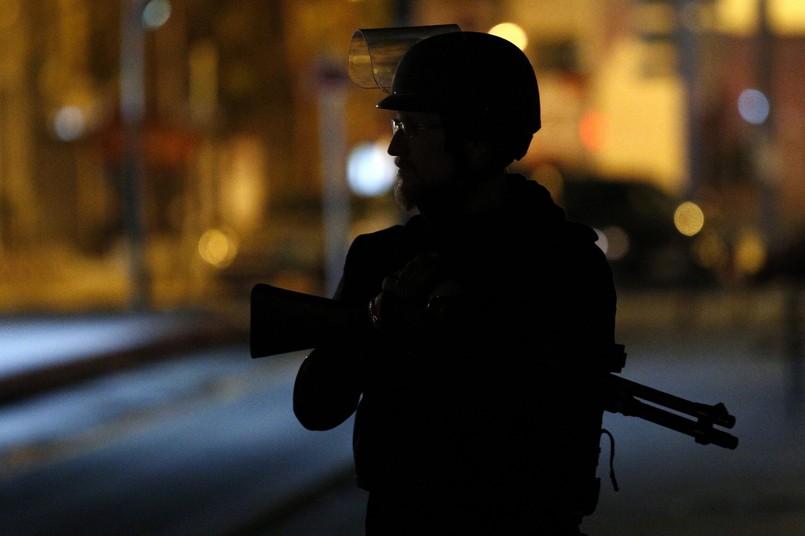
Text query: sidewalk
0 309 243 403
0 283 789 401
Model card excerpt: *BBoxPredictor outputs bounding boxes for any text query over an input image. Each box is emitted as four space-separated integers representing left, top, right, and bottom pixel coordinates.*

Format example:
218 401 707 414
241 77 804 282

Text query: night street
1 2 803 535
269 286 805 536
0 348 354 536
0 286 803 535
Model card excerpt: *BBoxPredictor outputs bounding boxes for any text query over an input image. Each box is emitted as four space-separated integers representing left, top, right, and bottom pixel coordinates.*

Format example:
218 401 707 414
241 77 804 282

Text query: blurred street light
347 140 395 197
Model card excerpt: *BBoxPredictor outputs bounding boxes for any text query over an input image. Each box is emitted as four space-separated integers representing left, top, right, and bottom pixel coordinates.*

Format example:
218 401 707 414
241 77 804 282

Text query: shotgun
250 283 738 450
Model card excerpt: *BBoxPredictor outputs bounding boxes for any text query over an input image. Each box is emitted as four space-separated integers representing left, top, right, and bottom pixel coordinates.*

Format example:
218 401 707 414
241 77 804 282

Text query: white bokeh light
53 106 86 141
142 0 171 30
347 140 396 197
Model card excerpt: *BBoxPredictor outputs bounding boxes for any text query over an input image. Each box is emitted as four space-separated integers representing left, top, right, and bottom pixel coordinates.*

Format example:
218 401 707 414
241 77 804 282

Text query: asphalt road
0 286 803 536
0 347 354 536
253 287 805 536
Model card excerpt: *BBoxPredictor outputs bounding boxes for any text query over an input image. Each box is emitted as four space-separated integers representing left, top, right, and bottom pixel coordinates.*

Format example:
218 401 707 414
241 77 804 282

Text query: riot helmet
349 26 540 161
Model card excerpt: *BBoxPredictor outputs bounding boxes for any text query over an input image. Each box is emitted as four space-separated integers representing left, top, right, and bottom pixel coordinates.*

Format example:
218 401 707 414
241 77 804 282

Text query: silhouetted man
293 26 617 535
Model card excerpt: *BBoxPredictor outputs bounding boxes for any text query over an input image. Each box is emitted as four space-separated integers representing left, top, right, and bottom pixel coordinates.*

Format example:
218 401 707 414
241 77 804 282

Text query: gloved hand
367 254 458 341
383 253 446 305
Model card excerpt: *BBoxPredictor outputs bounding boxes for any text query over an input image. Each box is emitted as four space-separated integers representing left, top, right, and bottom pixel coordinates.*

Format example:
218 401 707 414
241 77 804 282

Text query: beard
392 172 466 218
392 151 473 216
392 175 416 212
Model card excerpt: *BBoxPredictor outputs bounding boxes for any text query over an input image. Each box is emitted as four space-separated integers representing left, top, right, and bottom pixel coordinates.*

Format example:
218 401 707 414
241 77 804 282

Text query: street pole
318 60 350 298
120 0 150 310
754 0 804 416
394 0 411 26
674 0 703 200
754 0 778 253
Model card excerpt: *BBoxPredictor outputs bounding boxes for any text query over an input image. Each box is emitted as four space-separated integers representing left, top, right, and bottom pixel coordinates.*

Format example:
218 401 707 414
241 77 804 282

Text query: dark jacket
293 174 617 528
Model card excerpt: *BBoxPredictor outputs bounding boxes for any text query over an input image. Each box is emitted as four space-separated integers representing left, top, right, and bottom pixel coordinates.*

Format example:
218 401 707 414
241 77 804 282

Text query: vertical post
393 0 411 26
318 60 350 298
755 0 778 253
120 0 150 310
785 282 803 418
674 0 702 199
754 0 802 417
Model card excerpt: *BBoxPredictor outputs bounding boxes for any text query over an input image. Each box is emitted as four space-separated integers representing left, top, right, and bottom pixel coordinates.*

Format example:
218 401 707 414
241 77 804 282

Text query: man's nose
387 130 406 156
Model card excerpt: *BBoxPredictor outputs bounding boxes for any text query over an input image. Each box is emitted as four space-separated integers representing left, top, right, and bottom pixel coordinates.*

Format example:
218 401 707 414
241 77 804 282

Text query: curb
0 313 245 404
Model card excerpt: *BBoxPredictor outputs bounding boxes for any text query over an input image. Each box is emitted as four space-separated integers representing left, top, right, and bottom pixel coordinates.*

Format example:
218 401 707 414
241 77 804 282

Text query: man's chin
393 180 417 212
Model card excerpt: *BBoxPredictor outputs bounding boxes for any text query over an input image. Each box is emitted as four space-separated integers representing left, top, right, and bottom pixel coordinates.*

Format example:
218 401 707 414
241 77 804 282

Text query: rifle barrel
610 394 739 449
606 373 736 429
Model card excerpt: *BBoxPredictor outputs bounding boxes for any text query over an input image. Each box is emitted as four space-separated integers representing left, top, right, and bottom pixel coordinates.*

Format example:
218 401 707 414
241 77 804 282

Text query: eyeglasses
391 118 442 139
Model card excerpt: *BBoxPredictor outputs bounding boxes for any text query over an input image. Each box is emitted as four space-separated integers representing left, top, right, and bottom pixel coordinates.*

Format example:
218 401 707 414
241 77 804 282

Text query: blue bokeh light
737 88 770 125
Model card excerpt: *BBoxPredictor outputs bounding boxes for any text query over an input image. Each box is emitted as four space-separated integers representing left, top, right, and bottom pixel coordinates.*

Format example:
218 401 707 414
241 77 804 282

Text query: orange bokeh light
579 111 606 152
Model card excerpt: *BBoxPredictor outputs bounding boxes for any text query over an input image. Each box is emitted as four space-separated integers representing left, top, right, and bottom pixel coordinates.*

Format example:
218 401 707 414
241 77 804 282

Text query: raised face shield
347 24 460 92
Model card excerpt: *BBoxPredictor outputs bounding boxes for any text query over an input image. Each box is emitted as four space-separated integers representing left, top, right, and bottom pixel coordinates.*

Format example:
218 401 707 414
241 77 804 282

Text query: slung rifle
250 283 738 450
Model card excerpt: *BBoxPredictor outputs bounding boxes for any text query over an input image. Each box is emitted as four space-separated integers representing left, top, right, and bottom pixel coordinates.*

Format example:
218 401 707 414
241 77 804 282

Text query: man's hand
368 254 457 341
382 253 445 305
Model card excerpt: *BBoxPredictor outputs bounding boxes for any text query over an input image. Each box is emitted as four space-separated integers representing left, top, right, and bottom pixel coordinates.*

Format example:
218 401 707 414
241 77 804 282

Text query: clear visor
347 24 460 92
